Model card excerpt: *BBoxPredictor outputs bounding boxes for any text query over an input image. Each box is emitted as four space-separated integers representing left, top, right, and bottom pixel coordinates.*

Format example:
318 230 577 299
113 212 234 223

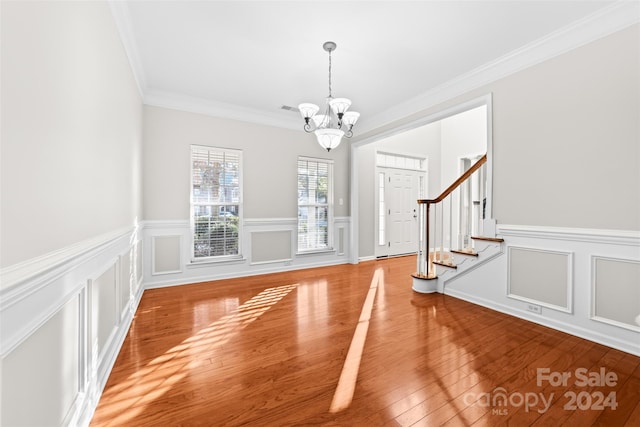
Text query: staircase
412 154 504 293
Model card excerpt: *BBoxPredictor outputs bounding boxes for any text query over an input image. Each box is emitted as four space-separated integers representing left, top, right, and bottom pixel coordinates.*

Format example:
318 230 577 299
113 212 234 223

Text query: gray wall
356 143 376 259
143 106 350 221
491 24 639 230
1 0 143 268
440 105 487 188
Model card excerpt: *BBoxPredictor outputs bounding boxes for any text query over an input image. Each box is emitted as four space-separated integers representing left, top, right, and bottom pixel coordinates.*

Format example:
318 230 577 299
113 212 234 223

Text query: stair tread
471 235 504 243
433 260 457 269
451 248 479 257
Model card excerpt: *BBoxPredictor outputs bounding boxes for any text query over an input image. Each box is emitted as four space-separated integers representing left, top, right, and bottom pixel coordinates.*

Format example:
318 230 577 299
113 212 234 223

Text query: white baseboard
445 287 640 357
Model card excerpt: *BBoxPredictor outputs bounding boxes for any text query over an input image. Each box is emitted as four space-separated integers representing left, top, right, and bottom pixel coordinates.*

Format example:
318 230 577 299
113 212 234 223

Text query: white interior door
385 169 422 256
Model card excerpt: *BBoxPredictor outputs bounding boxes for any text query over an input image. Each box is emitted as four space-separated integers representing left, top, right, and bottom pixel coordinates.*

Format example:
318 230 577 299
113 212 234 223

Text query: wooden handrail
418 154 486 204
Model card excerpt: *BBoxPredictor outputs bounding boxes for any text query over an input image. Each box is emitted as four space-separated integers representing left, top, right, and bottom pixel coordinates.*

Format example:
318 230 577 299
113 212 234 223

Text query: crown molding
358 0 640 134
143 89 301 131
108 0 147 97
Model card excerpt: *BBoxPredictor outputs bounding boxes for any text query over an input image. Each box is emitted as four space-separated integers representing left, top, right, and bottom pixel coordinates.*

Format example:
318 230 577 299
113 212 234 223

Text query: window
378 172 386 246
190 145 242 260
298 157 333 252
377 152 425 170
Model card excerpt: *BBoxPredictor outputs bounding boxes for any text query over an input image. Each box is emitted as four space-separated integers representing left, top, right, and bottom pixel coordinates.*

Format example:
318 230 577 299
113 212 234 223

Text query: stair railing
415 154 487 279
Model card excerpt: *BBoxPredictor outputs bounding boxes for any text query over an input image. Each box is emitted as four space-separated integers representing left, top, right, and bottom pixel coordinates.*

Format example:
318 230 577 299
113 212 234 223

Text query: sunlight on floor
329 268 384 413
97 283 298 425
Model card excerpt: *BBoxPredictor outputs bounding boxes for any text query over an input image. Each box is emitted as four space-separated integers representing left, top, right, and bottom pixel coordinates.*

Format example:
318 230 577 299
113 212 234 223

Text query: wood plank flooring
91 256 640 426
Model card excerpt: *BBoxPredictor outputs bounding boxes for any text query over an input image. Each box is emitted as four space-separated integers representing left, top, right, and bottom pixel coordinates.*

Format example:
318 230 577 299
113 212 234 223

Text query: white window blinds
191 146 242 259
298 157 332 252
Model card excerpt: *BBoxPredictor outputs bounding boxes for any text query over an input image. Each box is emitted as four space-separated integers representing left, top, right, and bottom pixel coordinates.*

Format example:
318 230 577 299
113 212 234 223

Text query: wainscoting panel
1 295 80 426
134 239 143 294
443 224 640 356
592 256 640 331
508 246 572 313
337 225 345 256
251 230 292 264
119 250 132 319
0 226 143 427
143 218 351 289
152 235 182 275
118 240 143 320
91 263 118 362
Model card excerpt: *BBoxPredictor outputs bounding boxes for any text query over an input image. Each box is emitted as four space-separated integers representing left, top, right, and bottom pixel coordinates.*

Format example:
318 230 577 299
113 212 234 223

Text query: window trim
297 156 334 254
190 144 243 263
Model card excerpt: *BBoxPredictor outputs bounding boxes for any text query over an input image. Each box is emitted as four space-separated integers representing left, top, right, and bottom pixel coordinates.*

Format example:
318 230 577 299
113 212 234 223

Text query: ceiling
110 1 635 135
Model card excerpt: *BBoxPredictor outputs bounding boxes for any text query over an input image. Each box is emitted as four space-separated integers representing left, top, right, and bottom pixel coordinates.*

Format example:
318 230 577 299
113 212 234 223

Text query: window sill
295 248 335 256
187 255 246 268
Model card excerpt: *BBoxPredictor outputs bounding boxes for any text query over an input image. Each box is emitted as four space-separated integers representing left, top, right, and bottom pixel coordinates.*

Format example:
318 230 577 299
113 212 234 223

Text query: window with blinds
298 157 333 252
191 145 242 260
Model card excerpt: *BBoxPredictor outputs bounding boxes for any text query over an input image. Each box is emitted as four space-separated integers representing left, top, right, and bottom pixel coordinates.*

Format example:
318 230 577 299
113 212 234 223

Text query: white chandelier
298 41 360 152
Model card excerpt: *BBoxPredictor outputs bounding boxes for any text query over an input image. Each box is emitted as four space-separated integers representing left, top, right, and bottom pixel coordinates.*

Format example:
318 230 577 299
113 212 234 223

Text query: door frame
350 93 493 264
374 153 427 258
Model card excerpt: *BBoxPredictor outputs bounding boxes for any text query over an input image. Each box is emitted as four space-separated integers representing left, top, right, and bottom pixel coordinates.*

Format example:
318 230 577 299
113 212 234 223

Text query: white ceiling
110 1 637 134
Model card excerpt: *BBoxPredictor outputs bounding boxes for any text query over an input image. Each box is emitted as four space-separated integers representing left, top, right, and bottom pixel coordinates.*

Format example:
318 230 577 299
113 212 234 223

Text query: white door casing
376 166 425 257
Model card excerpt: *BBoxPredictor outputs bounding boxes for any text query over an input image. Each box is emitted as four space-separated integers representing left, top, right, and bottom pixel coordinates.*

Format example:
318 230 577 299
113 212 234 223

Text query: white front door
378 169 423 257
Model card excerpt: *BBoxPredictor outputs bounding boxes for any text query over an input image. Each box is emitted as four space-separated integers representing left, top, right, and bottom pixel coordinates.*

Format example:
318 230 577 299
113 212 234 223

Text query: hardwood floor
91 256 640 426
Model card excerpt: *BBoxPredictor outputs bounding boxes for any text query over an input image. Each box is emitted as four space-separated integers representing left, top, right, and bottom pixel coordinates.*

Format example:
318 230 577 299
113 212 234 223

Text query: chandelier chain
328 49 332 98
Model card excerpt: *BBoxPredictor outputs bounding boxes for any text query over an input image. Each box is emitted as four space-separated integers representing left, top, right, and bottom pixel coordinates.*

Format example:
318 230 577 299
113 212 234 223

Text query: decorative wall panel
592 256 640 331
251 230 292 264
508 246 573 312
152 235 182 275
